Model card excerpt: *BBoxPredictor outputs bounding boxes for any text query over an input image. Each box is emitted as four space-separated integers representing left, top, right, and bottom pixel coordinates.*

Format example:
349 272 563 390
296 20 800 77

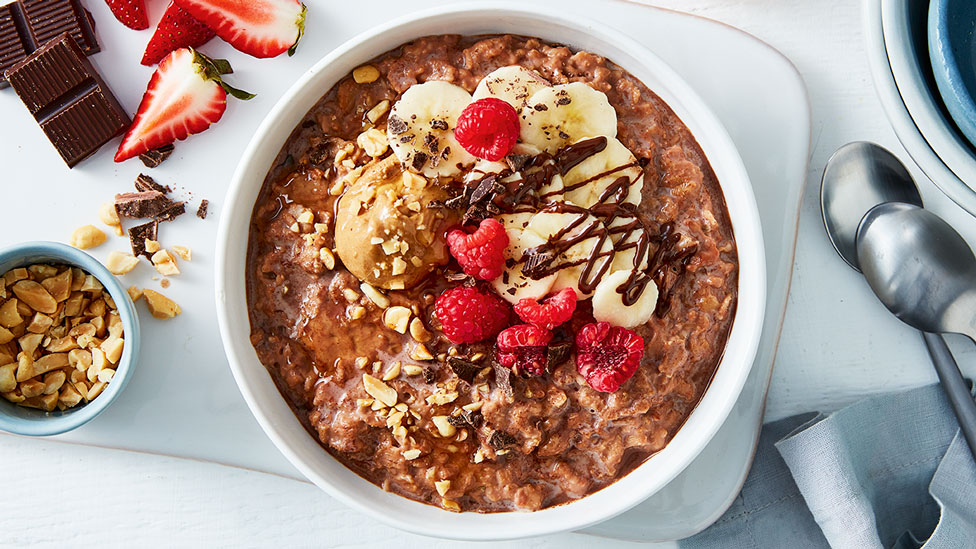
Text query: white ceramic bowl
215 3 765 540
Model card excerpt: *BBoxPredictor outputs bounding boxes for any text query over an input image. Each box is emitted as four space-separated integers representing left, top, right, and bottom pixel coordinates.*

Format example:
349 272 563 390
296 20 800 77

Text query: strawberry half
174 0 306 59
115 48 254 163
104 0 149 30
142 2 217 66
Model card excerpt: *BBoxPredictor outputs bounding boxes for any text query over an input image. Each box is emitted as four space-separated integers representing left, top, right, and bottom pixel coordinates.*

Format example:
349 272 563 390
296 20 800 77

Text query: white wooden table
3 0 973 546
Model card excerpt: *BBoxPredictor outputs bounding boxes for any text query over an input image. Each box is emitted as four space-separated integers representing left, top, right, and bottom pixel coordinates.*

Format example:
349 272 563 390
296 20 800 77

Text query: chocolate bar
5 33 128 167
154 201 186 223
0 0 98 88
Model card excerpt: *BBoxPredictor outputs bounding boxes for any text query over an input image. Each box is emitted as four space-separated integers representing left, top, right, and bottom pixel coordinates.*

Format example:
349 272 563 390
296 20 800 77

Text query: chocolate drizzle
445 135 696 313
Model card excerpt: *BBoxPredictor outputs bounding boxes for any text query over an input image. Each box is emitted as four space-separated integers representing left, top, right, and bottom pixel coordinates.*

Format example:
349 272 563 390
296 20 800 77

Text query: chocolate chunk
429 119 448 130
5 33 127 167
489 431 517 449
114 191 170 219
447 410 482 429
134 174 169 194
555 96 571 106
196 200 209 219
128 220 158 259
410 152 428 172
138 144 174 168
0 0 98 88
532 104 548 111
547 341 572 368
154 201 185 223
444 193 469 210
520 250 556 278
422 366 436 384
470 175 497 203
505 153 530 172
424 133 439 153
387 115 407 135
448 357 480 383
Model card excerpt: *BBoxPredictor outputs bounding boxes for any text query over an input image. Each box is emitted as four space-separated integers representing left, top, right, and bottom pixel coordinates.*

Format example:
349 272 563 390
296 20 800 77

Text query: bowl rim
0 241 141 436
928 0 976 150
881 0 976 195
215 2 765 540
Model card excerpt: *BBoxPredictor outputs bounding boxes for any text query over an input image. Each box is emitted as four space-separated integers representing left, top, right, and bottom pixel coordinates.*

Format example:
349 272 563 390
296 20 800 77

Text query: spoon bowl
857 202 976 340
821 142 924 270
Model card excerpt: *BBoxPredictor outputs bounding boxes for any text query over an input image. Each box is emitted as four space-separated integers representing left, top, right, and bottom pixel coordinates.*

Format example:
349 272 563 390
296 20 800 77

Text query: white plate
0 0 806 542
882 0 976 213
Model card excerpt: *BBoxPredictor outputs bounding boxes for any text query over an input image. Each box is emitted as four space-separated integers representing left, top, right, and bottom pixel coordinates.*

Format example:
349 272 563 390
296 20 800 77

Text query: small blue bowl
0 242 140 436
929 0 976 149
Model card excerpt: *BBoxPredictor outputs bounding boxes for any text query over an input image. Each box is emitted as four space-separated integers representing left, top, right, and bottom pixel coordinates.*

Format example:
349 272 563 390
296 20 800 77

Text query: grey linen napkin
679 383 976 548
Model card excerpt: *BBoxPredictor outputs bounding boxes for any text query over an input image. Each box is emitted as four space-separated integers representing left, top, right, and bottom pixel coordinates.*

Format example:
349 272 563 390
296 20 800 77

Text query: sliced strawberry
142 2 216 66
104 0 149 30
174 0 306 59
115 48 254 162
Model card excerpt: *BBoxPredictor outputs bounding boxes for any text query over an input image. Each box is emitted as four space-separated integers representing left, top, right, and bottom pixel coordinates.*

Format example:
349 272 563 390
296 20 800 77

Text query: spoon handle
922 331 976 460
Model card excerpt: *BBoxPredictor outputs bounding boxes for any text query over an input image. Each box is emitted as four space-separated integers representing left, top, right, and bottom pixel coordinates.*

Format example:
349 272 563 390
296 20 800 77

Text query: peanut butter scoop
335 156 455 290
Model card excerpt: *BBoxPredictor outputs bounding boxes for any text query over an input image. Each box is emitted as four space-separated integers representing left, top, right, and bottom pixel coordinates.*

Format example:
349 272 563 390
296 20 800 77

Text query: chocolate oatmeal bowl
215 3 764 540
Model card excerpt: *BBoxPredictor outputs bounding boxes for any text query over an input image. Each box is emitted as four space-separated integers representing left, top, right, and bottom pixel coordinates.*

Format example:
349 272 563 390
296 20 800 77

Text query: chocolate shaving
128 220 158 259
444 193 469 210
387 115 407 135
556 96 572 106
134 173 169 194
114 191 170 219
196 200 209 219
532 104 548 111
445 272 470 282
429 119 448 130
448 357 480 383
422 366 436 384
426 200 446 209
494 362 513 398
424 133 439 153
138 144 174 168
547 342 572 368
489 431 517 449
154 201 185 223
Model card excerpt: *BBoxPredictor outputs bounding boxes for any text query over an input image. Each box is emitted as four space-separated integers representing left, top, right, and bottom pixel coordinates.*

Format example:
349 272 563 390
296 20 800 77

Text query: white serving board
0 0 808 542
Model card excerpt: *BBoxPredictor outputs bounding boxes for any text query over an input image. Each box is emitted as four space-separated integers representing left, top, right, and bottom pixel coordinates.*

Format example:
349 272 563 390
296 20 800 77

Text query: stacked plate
866 0 976 215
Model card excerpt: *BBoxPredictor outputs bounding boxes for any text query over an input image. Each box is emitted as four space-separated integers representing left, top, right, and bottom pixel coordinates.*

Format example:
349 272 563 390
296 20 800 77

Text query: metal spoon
821 142 976 459
857 203 976 457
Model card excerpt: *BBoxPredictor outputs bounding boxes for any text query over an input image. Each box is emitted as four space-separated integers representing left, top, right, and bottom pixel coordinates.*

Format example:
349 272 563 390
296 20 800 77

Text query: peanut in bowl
0 241 140 436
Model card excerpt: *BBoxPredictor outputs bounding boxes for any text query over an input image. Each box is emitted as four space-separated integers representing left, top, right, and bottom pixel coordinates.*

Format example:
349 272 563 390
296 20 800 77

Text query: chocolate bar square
0 0 98 88
5 33 129 167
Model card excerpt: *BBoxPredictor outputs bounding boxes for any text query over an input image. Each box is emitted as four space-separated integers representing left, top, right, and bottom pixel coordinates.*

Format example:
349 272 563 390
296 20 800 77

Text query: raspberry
454 98 520 161
496 324 553 376
435 286 510 344
446 218 509 281
513 287 577 330
575 322 644 393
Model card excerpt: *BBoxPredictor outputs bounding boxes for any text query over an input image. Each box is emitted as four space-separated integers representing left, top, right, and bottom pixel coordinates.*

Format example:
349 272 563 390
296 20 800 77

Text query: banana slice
561 136 643 208
463 158 509 185
525 209 615 299
387 81 476 178
592 269 658 328
473 66 551 109
607 214 650 273
492 213 556 304
519 83 618 153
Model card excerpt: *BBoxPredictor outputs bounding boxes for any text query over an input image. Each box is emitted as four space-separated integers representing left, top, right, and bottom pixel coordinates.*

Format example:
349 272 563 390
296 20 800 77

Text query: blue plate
0 242 141 436
929 0 976 149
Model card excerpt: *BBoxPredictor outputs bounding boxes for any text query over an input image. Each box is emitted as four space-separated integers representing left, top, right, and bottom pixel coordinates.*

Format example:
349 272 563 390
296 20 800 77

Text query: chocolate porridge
246 34 737 512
